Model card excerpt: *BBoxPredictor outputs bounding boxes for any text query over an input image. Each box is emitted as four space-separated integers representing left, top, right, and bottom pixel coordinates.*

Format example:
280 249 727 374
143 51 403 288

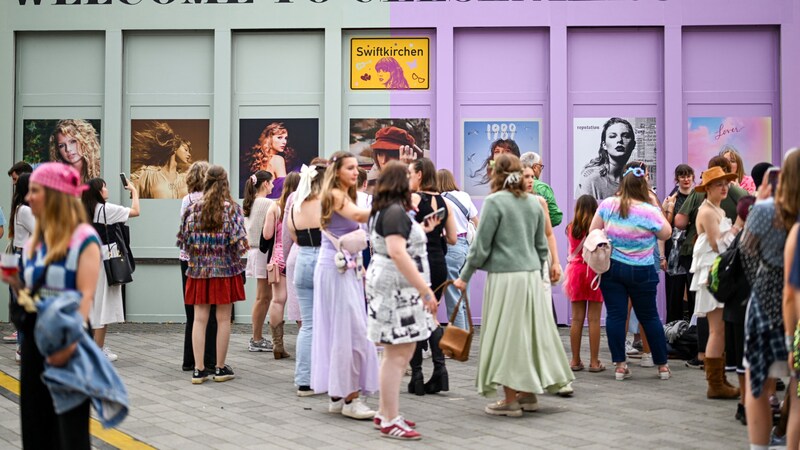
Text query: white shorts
245 248 269 279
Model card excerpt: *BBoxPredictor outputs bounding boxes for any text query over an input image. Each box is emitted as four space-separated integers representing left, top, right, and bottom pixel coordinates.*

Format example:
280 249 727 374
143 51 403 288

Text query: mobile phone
120 173 128 187
423 207 446 223
765 168 780 195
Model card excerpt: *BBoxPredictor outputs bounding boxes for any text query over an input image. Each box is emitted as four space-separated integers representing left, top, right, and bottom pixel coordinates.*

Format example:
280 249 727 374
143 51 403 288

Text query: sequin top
177 201 248 279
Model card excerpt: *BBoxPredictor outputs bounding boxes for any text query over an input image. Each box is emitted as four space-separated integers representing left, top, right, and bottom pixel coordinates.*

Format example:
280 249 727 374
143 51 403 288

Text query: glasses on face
623 167 646 178
534 164 544 169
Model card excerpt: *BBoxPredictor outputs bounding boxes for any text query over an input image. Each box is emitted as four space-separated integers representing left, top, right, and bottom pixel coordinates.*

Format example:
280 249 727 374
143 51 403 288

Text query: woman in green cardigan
454 154 574 417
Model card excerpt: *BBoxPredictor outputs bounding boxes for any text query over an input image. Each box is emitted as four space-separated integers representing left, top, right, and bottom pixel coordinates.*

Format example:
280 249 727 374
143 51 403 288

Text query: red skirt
563 261 603 303
185 275 246 305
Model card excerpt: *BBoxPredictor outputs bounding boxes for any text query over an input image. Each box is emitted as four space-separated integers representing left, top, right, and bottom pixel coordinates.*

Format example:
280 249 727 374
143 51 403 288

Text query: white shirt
357 191 373 234
94 202 131 225
13 205 35 249
442 190 478 234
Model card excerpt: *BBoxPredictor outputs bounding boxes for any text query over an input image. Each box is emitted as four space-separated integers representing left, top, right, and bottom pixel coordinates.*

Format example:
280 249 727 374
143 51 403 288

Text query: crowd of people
2 130 800 447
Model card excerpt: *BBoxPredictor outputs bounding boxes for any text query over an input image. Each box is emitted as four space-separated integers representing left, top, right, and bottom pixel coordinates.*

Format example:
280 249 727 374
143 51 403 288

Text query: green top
534 179 563 227
459 190 549 282
677 184 747 256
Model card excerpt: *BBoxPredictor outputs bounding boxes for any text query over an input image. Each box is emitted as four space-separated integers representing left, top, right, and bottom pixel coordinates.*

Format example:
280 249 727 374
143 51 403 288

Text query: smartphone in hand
120 173 128 187
765 168 780 195
423 207 446 223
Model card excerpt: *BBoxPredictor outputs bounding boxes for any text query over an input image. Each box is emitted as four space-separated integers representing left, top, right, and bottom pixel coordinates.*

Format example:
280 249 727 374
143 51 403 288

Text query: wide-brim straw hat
694 166 738 193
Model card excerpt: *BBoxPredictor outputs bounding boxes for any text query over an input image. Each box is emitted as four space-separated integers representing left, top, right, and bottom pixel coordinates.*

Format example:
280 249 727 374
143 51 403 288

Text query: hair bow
250 174 257 185
293 164 318 213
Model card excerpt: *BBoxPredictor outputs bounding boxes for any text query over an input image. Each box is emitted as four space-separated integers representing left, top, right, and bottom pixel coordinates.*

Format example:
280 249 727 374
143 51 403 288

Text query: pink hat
30 162 88 197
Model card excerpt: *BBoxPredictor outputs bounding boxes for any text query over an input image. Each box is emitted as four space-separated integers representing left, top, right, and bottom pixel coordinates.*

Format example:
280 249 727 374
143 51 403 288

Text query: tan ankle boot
270 322 291 359
705 357 739 399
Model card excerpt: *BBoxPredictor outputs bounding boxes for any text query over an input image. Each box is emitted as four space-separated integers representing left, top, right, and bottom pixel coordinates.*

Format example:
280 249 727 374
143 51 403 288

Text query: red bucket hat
371 126 416 151
30 162 88 198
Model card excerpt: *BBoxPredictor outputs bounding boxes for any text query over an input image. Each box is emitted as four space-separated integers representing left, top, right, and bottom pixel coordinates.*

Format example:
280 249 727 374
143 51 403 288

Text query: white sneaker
102 346 118 362
557 383 574 397
639 353 654 367
328 398 344 414
625 338 640 356
341 398 375 420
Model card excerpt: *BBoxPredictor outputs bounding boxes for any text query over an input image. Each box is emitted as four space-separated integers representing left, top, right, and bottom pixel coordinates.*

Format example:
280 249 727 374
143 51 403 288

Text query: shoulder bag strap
320 228 341 251
568 236 587 262
442 192 469 220
101 204 113 255
435 280 473 334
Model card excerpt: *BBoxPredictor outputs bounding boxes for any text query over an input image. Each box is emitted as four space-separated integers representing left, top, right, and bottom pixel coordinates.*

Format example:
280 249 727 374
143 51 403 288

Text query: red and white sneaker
373 413 416 430
380 416 421 440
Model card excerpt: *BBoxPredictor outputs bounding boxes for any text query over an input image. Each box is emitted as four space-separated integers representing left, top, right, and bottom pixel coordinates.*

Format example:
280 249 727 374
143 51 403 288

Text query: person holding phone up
408 158 457 396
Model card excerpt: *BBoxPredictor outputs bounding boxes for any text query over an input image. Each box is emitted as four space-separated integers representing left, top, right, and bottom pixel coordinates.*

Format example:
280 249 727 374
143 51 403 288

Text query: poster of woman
22 119 102 183
349 118 430 189
462 119 541 198
573 117 657 201
130 119 209 200
238 119 319 198
687 117 772 176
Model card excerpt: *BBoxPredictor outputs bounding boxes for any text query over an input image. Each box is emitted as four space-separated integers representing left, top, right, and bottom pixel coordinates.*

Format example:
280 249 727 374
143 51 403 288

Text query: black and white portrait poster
573 117 657 201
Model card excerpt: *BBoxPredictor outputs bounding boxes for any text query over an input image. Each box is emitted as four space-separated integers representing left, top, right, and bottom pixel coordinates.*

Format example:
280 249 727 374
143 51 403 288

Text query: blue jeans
600 259 667 365
294 246 320 387
444 237 469 329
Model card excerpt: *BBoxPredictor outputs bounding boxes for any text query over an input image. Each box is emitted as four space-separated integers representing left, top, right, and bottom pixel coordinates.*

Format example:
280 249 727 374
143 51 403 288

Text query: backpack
707 233 750 305
582 229 612 290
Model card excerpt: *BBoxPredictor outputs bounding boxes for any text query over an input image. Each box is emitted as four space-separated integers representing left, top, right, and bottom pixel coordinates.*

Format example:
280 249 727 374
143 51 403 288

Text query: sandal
615 364 631 381
658 365 671 380
588 363 606 373
570 362 585 371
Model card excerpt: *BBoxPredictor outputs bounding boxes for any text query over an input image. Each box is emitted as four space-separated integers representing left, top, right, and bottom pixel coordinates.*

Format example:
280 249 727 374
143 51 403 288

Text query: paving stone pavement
0 322 769 449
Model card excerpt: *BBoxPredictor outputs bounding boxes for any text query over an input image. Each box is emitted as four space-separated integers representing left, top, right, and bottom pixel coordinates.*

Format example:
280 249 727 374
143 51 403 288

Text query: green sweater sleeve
460 195 498 282
534 181 562 227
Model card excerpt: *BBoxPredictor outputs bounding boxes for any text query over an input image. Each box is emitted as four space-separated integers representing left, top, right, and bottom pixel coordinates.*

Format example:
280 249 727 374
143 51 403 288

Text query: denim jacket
34 291 129 428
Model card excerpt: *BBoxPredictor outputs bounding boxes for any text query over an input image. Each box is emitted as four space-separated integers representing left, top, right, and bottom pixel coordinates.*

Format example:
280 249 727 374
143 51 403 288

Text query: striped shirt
598 196 663 266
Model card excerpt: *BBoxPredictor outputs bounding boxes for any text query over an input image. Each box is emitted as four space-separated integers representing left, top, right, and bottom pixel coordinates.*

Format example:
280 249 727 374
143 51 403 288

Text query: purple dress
310 212 379 397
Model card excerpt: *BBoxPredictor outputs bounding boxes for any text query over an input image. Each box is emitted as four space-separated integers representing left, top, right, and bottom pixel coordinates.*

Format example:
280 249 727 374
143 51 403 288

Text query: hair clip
503 171 521 188
623 167 646 178
331 155 338 163
250 174 257 185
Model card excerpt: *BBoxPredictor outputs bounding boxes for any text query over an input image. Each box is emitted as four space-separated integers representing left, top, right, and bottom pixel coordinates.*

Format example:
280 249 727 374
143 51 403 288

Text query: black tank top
414 192 448 256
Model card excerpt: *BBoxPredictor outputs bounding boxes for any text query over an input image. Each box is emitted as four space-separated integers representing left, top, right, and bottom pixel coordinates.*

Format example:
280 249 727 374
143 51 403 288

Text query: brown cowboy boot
705 357 739 399
271 322 291 359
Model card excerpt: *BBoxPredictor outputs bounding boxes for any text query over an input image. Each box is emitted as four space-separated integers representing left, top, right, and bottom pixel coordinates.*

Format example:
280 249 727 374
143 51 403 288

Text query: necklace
157 169 180 197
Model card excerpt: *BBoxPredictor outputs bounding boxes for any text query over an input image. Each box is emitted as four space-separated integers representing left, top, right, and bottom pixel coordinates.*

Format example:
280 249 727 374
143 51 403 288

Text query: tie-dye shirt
597 196 664 266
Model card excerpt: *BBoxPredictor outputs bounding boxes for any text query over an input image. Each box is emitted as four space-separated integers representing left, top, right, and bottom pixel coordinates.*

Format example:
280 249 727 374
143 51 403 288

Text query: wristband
787 335 794 353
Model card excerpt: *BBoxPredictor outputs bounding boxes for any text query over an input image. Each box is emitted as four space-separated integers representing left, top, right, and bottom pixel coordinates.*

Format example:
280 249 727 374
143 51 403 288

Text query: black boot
424 327 449 394
408 342 425 396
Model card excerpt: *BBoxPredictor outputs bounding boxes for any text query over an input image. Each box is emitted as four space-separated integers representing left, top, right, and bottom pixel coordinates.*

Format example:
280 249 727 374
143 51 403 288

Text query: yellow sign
350 38 429 90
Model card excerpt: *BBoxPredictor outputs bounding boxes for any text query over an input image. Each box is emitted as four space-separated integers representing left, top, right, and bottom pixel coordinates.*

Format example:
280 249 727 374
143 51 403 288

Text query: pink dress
270 220 286 275
562 227 603 303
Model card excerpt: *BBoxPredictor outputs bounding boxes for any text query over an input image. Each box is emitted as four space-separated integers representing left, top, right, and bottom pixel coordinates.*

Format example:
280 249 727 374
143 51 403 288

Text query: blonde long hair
28 187 89 264
48 119 101 182
320 151 357 228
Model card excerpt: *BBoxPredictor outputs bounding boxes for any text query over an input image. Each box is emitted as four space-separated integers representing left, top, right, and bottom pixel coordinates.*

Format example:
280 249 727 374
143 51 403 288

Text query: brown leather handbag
436 280 474 362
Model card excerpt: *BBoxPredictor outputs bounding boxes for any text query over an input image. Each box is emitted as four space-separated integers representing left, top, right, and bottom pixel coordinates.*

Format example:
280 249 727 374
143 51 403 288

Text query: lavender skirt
310 247 379 397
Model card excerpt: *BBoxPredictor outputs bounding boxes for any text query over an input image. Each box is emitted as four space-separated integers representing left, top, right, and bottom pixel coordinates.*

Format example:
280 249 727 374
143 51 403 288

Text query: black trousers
725 319 745 371
20 315 91 449
181 260 218 369
665 256 696 323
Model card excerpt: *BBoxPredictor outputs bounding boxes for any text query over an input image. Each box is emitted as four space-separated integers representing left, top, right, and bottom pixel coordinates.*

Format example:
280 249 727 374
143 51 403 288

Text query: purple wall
388 1 799 324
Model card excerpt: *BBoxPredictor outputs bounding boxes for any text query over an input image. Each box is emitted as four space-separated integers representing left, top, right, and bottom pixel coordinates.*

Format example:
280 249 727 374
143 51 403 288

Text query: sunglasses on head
623 167 646 178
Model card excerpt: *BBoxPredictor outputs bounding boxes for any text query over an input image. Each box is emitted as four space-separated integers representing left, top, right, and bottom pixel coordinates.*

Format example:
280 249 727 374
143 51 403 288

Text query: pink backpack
582 229 612 290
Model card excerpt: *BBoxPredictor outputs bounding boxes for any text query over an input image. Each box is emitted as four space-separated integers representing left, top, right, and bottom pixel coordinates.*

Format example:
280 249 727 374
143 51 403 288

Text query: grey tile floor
0 323 769 449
